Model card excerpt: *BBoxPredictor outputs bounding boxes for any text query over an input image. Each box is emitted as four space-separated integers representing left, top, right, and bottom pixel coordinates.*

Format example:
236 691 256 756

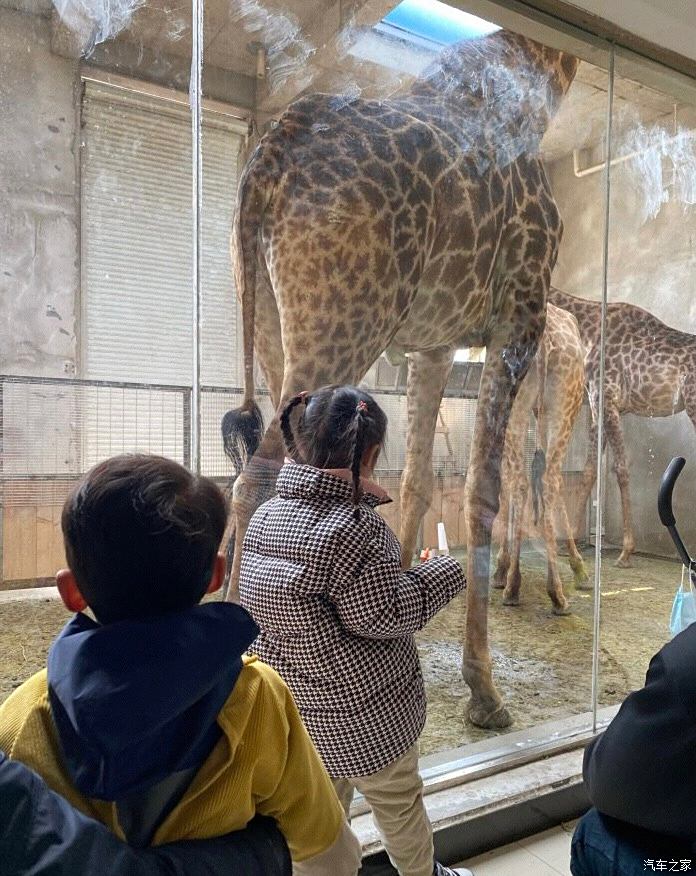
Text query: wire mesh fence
0 372 588 586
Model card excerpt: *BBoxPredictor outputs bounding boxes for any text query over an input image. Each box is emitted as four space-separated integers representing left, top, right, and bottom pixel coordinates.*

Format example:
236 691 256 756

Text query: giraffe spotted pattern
550 288 696 568
227 30 579 729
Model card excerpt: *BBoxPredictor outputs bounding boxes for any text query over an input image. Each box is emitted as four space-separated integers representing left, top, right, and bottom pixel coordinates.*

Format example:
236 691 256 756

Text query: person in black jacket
0 750 291 876
571 625 696 875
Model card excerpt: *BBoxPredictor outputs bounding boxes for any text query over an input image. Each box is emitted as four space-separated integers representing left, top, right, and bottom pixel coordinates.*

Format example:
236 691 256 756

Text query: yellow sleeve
0 670 48 756
251 665 345 863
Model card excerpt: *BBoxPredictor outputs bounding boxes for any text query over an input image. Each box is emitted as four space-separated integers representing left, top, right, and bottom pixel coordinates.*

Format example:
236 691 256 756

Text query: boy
0 454 360 874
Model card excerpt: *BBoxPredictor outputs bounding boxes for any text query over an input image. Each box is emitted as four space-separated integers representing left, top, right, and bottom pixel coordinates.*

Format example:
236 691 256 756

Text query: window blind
81 81 246 387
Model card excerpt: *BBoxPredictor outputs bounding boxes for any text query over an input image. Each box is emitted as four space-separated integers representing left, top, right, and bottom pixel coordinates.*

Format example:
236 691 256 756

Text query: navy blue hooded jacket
0 750 291 875
46 601 259 844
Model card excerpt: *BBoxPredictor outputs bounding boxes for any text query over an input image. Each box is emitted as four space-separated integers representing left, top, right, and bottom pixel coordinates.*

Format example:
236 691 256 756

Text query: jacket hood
47 602 258 801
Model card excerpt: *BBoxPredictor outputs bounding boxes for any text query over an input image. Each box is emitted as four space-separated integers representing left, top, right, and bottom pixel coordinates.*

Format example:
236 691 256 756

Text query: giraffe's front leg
399 348 454 568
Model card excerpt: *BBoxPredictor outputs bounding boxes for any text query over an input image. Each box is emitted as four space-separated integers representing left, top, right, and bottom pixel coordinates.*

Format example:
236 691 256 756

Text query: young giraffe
493 303 588 614
549 287 696 567
226 31 578 729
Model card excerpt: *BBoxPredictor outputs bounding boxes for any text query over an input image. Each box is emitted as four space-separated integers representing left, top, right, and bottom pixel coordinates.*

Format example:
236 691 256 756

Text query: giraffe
549 287 696 567
224 30 578 729
493 302 588 614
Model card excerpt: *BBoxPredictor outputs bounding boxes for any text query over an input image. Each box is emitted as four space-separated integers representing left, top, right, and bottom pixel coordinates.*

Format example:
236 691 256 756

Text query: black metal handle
658 457 685 527
658 457 694 573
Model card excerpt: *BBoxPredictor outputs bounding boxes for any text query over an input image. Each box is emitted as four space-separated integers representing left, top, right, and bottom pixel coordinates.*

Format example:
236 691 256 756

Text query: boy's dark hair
279 385 387 519
61 454 227 624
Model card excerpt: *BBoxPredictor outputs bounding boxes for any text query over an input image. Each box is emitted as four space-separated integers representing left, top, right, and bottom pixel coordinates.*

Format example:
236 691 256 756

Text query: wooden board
3 506 38 581
2 502 66 586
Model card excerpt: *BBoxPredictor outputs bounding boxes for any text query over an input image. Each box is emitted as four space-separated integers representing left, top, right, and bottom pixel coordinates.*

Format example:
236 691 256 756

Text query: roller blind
81 81 245 387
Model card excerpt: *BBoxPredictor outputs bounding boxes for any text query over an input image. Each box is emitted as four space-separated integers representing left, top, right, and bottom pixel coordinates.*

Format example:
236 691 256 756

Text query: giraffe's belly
623 386 685 418
608 356 684 417
390 278 493 354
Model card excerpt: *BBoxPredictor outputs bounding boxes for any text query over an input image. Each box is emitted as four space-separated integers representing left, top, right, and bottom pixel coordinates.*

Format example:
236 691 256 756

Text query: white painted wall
564 0 696 63
0 8 79 378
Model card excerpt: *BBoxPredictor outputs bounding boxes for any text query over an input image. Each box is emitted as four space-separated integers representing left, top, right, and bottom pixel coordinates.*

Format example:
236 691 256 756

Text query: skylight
381 0 500 47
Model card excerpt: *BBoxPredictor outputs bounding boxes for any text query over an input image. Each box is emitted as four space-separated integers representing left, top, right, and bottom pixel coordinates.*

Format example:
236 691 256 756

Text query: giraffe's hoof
573 570 592 590
615 554 633 569
467 701 513 730
552 601 572 616
502 591 520 606
492 576 506 590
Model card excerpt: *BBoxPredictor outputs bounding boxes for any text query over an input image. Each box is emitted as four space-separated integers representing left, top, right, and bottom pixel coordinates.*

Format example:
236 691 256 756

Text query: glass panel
210 0 610 758
0 2 193 684
596 51 696 708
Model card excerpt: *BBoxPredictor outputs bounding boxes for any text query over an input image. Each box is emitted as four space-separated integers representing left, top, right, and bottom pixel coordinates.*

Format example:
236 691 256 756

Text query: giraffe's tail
225 137 277 475
221 405 264 479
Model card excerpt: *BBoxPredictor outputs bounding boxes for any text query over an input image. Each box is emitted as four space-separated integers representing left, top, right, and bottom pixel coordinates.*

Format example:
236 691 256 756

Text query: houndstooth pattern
239 463 466 778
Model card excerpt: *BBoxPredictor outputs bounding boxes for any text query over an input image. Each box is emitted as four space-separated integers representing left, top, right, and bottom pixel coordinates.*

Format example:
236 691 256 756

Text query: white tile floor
457 821 577 876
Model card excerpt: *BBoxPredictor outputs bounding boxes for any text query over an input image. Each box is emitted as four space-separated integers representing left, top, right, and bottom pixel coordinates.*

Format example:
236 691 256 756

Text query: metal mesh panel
1 375 580 488
1 378 186 496
1 374 586 586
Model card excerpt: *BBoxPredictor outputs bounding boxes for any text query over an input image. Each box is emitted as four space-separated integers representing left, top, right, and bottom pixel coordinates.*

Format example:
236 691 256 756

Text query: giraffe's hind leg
538 467 571 614
492 479 511 589
498 393 532 605
399 348 454 568
574 416 599 544
558 491 590 588
604 404 635 568
462 295 545 730
225 265 285 601
502 475 529 607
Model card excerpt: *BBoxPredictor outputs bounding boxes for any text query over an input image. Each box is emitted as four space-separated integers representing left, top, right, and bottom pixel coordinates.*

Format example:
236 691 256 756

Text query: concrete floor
459 821 577 875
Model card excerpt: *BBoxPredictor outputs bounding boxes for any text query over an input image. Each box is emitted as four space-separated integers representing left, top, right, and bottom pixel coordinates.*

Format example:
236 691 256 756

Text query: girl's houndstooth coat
239 463 466 778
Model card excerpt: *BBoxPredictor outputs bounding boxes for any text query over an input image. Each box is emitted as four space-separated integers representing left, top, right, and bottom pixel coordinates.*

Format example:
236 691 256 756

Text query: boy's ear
56 569 88 613
206 553 226 595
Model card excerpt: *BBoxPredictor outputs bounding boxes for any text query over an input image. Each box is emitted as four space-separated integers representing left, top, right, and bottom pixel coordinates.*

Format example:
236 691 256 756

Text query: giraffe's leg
227 424 285 603
493 391 531 591
462 307 543 729
224 265 285 600
539 468 571 614
399 349 454 568
558 491 591 588
573 416 600 541
542 355 589 592
498 390 532 603
492 475 511 589
604 406 635 568
502 470 529 607
684 378 696 445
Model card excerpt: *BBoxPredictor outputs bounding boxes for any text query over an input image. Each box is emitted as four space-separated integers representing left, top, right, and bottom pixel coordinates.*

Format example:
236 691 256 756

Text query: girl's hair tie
356 400 368 413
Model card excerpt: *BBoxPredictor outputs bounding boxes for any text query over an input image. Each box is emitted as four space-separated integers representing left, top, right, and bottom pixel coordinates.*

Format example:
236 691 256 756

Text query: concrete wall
563 0 696 65
549 142 696 558
0 7 79 378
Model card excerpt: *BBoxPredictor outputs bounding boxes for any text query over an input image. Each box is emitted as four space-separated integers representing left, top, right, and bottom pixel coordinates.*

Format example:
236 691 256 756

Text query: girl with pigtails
239 385 470 876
